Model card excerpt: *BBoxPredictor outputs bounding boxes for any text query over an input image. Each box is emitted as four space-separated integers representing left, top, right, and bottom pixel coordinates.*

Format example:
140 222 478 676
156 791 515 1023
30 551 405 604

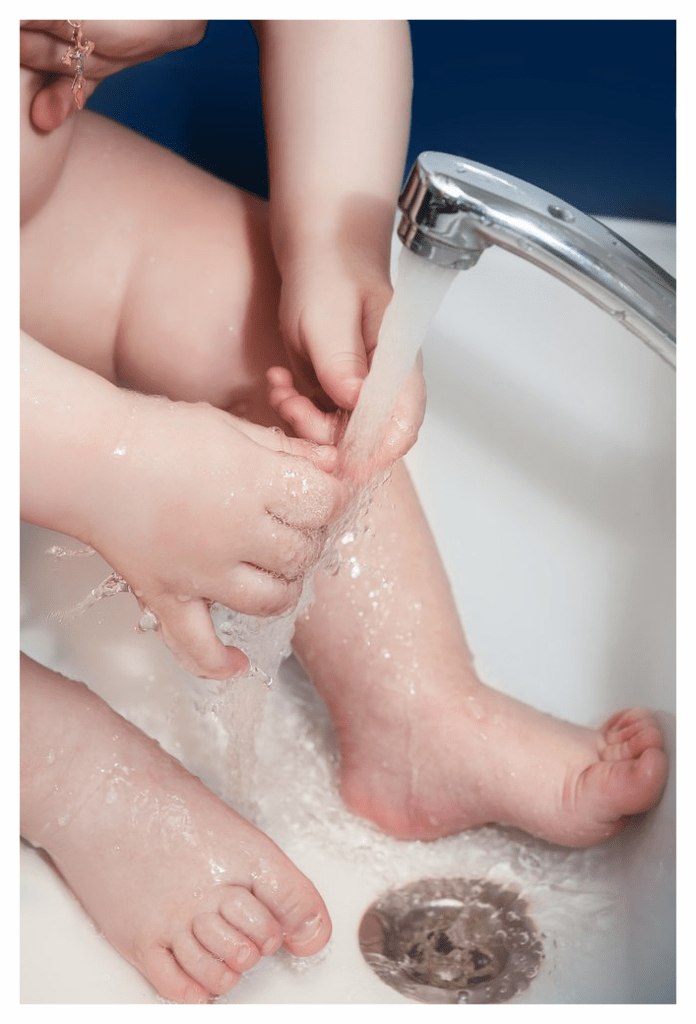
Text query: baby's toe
585 746 668 821
602 708 665 761
141 945 212 1004
170 930 241 998
282 908 331 956
219 886 284 956
193 910 261 973
249 862 332 956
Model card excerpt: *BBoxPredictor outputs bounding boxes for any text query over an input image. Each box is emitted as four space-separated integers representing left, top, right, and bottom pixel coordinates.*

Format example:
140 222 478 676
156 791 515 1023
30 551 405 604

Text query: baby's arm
21 331 345 679
255 21 418 465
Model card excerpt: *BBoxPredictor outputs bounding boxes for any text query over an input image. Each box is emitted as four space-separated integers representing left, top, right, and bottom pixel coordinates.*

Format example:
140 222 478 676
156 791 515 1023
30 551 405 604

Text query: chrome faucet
397 153 676 369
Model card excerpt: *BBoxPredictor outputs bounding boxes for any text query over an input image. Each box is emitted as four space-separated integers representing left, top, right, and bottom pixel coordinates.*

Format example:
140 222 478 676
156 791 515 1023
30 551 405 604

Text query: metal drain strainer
358 877 544 1004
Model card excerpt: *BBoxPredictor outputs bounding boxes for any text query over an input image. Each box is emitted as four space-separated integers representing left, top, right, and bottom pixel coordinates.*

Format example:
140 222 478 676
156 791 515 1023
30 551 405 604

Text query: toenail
290 913 324 945
236 943 254 966
261 934 282 956
220 967 237 987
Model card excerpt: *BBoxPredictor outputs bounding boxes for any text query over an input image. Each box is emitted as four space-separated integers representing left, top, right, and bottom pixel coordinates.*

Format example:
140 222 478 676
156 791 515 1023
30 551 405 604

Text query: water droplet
466 696 485 720
247 664 272 688
136 609 158 633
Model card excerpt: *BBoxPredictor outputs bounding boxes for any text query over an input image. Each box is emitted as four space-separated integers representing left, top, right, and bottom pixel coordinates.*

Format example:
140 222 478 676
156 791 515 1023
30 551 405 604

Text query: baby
20 20 668 1004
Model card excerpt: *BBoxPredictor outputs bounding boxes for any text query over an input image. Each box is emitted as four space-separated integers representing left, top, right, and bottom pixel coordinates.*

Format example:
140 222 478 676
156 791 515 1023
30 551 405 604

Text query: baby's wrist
20 334 139 545
70 389 155 548
270 188 397 278
270 217 341 275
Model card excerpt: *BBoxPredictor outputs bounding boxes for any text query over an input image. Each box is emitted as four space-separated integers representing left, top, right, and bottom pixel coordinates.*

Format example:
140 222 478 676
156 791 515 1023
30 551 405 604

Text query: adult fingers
20 22 115 80
20 20 206 75
30 76 94 132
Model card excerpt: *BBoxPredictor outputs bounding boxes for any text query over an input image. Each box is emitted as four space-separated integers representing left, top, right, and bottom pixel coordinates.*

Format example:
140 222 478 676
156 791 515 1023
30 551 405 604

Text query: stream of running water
209 247 456 809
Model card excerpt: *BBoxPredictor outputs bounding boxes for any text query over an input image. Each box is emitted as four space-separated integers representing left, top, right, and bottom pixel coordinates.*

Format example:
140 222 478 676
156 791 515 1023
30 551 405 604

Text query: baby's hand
277 253 426 471
267 358 425 480
88 396 346 680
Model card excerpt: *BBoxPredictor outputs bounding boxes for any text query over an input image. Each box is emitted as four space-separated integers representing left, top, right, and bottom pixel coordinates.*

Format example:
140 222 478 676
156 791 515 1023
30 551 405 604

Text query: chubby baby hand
88 395 347 679
267 361 425 481
276 257 426 472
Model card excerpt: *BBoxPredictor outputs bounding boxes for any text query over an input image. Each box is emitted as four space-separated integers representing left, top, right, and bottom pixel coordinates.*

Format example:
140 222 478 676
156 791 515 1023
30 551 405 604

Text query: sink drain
358 878 544 1004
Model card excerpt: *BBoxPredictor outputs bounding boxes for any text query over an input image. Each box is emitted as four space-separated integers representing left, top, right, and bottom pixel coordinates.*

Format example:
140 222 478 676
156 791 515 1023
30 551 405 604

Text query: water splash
198 248 456 805
215 248 456 672
47 563 158 634
47 247 456 810
47 570 131 623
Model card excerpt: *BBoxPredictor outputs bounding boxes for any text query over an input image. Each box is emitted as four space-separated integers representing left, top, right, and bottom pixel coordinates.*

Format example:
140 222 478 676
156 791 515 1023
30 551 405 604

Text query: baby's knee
116 202 284 409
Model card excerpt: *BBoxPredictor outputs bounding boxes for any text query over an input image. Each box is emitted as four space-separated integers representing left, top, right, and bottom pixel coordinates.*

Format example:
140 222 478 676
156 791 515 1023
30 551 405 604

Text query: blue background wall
86 20 676 221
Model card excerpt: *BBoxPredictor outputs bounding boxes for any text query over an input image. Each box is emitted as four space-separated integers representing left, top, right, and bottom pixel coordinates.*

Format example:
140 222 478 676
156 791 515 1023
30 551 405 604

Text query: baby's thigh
22 111 286 422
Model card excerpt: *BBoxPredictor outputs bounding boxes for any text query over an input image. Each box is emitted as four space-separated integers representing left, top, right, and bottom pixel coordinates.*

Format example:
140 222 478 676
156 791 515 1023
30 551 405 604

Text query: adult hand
20 20 207 131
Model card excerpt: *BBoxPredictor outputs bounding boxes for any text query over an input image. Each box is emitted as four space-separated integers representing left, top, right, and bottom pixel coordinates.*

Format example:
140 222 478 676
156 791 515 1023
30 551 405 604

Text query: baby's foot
21 656 331 1003
335 679 668 848
293 460 668 850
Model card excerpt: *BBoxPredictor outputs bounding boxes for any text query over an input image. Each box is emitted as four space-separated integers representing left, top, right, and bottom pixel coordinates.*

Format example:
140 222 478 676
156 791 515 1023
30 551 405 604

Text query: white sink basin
20 218 675 1004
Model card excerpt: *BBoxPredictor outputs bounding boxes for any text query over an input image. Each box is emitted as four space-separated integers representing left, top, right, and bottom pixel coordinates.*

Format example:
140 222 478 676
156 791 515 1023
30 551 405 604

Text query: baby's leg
21 653 331 1003
291 460 668 848
20 109 339 999
21 108 287 425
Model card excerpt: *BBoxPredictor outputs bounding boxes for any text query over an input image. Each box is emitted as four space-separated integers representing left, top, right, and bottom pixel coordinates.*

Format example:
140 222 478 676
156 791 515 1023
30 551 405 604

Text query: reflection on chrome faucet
398 153 676 369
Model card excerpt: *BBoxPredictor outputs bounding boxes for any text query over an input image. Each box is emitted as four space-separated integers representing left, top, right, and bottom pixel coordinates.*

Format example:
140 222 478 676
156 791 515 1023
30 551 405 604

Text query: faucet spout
397 153 676 369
